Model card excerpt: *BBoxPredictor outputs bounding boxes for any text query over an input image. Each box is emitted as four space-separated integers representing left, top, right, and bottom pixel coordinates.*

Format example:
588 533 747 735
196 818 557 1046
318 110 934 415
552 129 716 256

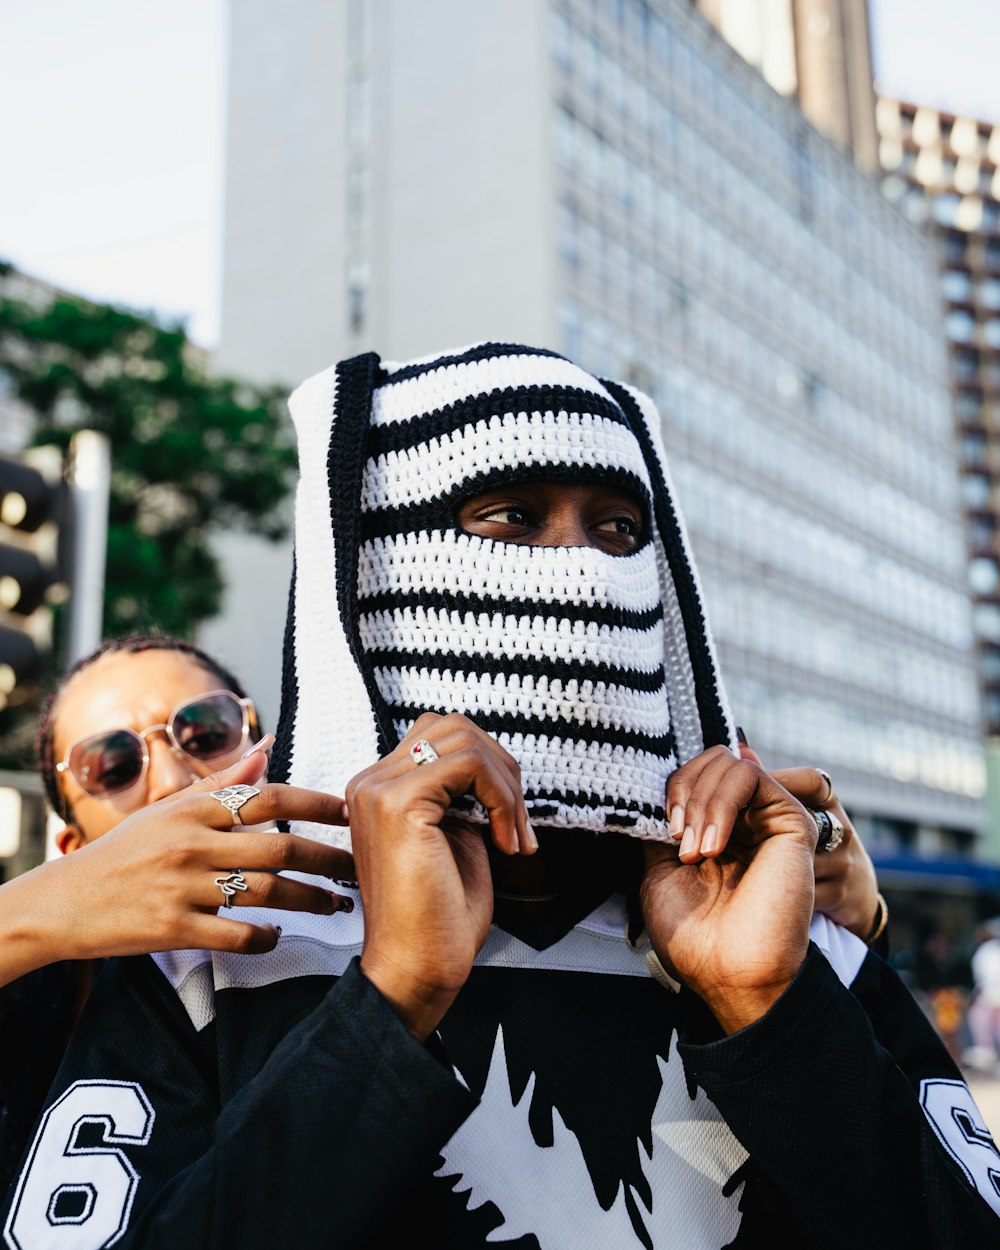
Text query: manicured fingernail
340 801 349 822
332 894 354 913
735 726 747 745
669 805 685 839
274 925 282 938
701 824 719 855
243 733 276 759
680 825 697 859
525 819 538 851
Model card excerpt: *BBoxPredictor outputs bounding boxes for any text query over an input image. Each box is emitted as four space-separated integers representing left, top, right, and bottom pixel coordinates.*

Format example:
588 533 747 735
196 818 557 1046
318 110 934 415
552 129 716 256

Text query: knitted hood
272 342 736 847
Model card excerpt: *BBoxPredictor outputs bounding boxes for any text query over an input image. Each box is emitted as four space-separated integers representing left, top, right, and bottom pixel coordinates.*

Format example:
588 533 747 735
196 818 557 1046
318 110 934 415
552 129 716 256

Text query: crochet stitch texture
273 342 736 846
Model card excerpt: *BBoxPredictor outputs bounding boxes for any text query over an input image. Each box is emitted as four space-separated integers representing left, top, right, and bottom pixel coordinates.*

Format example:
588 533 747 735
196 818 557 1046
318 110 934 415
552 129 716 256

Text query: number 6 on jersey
4 1081 154 1250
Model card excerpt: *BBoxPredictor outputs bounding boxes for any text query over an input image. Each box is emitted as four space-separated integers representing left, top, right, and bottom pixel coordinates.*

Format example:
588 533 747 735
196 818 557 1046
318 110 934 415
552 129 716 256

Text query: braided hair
37 634 251 824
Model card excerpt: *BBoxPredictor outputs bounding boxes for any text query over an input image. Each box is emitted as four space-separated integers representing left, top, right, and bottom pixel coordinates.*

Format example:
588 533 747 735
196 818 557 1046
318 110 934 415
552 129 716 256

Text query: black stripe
451 793 667 824
329 352 398 756
388 703 674 757
525 793 666 821
359 588 663 631
603 380 732 750
359 465 651 540
366 384 629 458
378 342 567 387
271 554 298 792
372 651 666 693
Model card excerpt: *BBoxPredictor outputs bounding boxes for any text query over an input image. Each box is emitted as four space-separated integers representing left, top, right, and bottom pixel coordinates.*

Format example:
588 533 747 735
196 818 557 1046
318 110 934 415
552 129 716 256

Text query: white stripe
285 365 381 846
392 717 673 806
373 351 617 427
380 666 671 737
359 606 665 674
361 410 651 512
358 531 662 613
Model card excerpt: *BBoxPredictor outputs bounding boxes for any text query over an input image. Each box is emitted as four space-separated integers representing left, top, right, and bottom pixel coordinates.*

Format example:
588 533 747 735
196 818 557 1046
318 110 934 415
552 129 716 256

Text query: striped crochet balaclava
272 342 736 847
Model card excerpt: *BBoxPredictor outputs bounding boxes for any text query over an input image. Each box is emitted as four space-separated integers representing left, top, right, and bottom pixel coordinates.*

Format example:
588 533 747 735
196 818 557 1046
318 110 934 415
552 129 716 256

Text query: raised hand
641 746 817 1034
0 743 355 987
736 737 879 942
345 712 536 1040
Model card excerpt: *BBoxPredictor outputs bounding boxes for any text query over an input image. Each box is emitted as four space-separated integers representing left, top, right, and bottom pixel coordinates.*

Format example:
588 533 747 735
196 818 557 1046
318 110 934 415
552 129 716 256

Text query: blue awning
871 852 1000 893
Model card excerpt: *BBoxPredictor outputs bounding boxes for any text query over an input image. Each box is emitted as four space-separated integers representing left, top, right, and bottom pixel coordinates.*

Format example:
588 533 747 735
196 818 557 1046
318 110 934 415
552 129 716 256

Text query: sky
1 0 998 352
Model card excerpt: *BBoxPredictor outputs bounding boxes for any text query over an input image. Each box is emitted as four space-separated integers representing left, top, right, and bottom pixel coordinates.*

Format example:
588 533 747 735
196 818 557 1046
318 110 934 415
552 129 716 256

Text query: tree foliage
0 262 297 642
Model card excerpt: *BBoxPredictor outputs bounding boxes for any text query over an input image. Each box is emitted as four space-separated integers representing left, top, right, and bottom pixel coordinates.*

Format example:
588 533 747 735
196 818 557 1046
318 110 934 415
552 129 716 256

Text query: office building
210 0 987 869
878 96 1000 860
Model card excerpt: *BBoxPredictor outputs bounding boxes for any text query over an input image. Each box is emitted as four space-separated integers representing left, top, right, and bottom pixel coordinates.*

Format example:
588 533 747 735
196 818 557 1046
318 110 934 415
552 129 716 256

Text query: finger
379 739 524 855
197 782 351 833
665 746 742 859
674 750 759 862
431 722 535 855
389 715 534 855
170 914 285 956
217 870 355 916
737 742 763 766
196 829 356 882
665 746 730 841
190 830 357 890
769 766 836 810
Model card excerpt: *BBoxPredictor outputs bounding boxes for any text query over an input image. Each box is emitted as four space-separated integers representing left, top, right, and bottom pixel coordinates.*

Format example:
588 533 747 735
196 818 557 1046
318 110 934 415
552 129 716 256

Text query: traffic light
0 447 69 711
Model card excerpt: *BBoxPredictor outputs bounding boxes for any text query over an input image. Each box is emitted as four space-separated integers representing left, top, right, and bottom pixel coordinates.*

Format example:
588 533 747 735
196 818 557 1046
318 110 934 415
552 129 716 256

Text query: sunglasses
56 689 257 802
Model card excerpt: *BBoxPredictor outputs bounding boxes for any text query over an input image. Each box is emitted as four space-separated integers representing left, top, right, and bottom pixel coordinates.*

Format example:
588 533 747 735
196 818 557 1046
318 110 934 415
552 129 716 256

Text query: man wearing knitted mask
4 344 997 1248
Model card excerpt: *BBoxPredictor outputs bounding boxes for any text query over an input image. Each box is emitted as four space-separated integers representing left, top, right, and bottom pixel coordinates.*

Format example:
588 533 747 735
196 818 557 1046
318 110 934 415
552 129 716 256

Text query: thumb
167 734 275 804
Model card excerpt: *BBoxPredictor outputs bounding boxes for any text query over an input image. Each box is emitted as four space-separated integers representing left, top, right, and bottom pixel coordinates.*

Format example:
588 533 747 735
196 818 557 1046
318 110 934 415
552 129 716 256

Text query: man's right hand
345 713 536 1040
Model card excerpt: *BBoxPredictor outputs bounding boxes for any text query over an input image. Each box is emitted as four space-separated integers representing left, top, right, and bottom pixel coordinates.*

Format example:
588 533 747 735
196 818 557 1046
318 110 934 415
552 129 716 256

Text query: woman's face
52 649 250 849
455 481 645 554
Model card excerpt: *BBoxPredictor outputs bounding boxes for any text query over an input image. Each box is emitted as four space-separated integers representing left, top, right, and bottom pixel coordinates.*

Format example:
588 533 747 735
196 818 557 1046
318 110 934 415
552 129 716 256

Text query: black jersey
3 903 999 1249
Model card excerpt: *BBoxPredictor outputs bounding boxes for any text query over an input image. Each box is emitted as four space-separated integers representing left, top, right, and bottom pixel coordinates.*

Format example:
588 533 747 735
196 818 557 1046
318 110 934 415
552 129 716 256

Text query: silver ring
215 870 249 907
815 768 834 805
811 808 844 854
409 739 440 767
209 784 261 824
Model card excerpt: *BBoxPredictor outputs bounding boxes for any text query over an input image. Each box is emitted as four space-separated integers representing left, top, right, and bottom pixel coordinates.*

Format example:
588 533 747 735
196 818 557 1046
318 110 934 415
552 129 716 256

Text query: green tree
0 261 297 764
0 262 296 638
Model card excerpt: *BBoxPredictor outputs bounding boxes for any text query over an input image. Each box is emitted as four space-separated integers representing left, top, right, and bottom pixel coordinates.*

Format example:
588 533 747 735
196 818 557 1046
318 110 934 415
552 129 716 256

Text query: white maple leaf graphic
437 1025 749 1248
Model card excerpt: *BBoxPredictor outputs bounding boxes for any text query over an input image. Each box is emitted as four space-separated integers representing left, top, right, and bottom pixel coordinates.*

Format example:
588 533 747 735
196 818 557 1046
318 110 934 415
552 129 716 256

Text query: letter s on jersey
920 1077 1000 1217
4 1081 154 1250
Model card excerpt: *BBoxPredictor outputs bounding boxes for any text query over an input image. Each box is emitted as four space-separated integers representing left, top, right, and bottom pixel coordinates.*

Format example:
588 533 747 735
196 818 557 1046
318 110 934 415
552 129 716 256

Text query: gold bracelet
866 892 889 946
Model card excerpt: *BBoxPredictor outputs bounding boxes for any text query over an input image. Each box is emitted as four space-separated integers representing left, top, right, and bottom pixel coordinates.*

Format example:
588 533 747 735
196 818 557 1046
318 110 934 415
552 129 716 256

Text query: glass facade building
877 96 1000 859
215 0 987 853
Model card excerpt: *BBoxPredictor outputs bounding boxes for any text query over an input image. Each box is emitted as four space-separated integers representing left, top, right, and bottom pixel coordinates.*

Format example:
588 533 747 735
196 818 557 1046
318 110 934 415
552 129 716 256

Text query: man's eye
595 515 639 536
482 506 529 526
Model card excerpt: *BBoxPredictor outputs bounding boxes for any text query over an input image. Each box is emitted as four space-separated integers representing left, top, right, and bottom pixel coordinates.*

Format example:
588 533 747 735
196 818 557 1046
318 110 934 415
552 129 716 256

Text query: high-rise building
878 96 1000 860
697 0 879 171
209 0 987 869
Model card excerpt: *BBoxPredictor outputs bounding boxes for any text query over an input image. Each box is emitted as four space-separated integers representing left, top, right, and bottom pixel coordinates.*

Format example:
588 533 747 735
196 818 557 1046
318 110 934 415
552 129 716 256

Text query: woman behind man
3 342 998 1246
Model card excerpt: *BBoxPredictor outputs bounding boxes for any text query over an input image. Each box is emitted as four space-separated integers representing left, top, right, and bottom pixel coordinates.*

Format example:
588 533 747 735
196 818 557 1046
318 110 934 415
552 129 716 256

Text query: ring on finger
814 768 834 805
409 739 440 767
210 784 261 825
215 870 249 907
810 808 844 854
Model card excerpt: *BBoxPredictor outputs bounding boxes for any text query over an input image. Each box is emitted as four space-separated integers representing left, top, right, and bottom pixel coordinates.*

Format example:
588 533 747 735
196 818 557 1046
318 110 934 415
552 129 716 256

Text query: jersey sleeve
676 941 1000 1244
2 955 476 1250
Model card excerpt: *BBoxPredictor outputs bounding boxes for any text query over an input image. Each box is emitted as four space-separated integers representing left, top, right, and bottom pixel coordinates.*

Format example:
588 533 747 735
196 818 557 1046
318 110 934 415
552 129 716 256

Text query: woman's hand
346 712 536 1040
735 738 879 941
0 743 355 988
642 746 817 1034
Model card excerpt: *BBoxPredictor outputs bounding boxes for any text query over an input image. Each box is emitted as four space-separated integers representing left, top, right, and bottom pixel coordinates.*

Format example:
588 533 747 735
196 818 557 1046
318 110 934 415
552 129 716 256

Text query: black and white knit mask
272 343 736 847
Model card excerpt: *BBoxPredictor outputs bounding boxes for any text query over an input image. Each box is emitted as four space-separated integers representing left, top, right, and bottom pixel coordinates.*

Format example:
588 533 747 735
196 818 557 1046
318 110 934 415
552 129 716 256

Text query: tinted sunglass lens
171 694 245 761
70 730 145 797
